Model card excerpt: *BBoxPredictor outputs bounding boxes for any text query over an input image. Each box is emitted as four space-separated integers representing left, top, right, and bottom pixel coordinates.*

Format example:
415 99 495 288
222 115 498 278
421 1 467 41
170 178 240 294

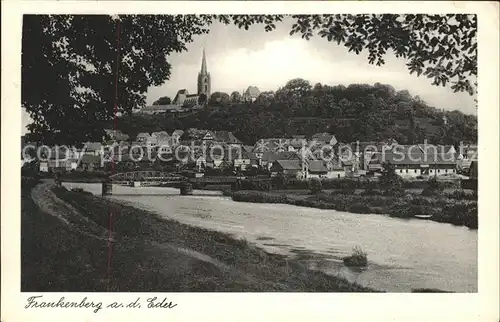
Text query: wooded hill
115 81 477 146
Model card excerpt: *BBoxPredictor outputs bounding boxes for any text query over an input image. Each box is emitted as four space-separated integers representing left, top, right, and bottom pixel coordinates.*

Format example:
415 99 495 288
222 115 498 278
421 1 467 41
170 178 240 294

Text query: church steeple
200 48 208 75
197 48 211 99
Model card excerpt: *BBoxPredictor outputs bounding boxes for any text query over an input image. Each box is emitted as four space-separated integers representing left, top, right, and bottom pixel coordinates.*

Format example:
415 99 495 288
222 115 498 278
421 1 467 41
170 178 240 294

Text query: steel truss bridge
108 171 271 186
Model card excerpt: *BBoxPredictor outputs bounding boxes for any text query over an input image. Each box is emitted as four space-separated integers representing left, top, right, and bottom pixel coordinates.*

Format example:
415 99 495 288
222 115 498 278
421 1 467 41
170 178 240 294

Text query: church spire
200 48 208 75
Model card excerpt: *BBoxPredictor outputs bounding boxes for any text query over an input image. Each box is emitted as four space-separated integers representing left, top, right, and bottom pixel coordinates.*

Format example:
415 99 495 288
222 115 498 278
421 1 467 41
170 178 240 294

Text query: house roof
308 160 327 173
183 128 210 140
104 129 130 141
152 131 170 138
274 160 302 171
254 138 290 152
136 133 151 138
290 138 307 148
370 151 456 165
80 155 102 164
417 144 455 155
242 145 254 153
213 131 242 144
261 151 300 162
172 129 184 137
312 132 337 145
85 142 102 151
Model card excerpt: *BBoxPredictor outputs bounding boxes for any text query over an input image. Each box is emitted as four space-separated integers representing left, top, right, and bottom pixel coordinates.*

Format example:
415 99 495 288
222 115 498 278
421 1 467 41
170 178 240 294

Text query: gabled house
46 157 78 172
136 133 159 148
181 128 216 143
336 143 361 174
136 132 151 143
270 160 304 179
213 131 243 145
325 157 346 179
152 131 172 147
233 150 260 171
311 132 338 146
288 137 307 152
306 160 328 179
242 145 254 154
457 144 478 170
368 149 457 178
254 138 291 154
79 155 102 171
171 129 184 146
104 129 129 143
83 142 103 156
260 151 301 169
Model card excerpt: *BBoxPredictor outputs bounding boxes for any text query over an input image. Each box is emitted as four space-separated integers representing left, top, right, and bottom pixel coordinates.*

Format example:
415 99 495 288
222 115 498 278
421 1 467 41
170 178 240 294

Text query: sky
22 18 477 134
145 19 476 112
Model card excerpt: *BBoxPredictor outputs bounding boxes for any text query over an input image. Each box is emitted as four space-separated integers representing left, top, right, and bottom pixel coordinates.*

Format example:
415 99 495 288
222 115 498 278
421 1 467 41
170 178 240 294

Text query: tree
275 78 312 102
421 177 445 196
230 91 242 103
308 177 323 194
255 91 275 107
23 14 477 145
379 162 404 196
208 92 231 106
153 96 171 105
23 15 218 145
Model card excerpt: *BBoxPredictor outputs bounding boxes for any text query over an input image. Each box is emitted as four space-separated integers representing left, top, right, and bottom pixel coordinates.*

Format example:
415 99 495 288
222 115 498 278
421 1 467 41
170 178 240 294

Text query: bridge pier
102 180 113 196
180 183 193 195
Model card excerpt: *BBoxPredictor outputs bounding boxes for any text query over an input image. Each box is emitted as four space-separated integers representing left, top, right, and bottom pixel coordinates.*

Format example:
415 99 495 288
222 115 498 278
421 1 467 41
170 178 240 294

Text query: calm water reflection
63 182 477 292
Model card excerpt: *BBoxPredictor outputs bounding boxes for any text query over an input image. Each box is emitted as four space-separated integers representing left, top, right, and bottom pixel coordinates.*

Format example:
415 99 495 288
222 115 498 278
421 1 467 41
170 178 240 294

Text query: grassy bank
231 190 477 229
22 180 376 292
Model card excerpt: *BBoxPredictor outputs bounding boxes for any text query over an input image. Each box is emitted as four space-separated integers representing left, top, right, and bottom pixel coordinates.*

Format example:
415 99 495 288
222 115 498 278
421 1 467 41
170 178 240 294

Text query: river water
63 182 477 292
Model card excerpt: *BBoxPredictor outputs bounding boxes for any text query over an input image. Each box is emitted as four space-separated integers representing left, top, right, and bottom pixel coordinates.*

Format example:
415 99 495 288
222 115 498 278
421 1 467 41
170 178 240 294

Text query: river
63 182 477 292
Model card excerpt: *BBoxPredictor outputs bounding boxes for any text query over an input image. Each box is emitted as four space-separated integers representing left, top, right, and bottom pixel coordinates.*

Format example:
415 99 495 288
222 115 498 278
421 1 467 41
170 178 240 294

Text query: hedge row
231 190 478 229
238 177 461 191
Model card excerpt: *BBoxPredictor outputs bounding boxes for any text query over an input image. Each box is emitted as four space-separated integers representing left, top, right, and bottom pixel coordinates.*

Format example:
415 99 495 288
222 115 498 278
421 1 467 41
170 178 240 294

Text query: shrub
445 189 477 200
383 185 405 197
21 176 40 190
437 202 478 228
348 203 372 214
308 178 322 194
343 246 368 267
337 188 357 195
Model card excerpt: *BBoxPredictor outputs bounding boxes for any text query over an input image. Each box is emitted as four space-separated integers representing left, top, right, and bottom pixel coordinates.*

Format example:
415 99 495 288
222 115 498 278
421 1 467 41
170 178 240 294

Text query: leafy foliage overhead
22 14 476 145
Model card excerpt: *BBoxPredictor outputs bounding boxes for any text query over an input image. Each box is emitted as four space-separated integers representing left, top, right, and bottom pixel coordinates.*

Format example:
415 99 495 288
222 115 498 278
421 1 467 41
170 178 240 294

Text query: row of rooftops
23 129 477 167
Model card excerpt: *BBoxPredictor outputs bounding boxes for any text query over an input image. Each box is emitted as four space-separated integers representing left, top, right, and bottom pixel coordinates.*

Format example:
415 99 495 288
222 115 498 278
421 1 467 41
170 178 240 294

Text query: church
135 49 212 115
173 48 211 107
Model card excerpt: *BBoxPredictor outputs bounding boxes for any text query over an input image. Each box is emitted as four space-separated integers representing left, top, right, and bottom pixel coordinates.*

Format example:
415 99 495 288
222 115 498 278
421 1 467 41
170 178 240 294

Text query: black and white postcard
2 1 499 322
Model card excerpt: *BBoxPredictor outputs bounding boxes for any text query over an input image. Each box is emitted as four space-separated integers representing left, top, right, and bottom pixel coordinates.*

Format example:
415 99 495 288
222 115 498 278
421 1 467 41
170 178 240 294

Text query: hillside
114 82 477 146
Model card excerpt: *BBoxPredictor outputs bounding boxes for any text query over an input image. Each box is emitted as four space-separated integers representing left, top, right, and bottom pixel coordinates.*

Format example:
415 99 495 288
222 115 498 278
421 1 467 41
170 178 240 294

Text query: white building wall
326 170 346 179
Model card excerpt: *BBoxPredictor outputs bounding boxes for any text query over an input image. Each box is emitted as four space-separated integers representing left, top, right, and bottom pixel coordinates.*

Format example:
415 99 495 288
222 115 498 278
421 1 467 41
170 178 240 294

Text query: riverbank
230 190 477 229
22 179 376 292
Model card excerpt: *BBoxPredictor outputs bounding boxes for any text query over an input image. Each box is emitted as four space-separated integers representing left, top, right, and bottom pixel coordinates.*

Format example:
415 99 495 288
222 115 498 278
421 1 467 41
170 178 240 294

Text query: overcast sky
22 18 477 134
